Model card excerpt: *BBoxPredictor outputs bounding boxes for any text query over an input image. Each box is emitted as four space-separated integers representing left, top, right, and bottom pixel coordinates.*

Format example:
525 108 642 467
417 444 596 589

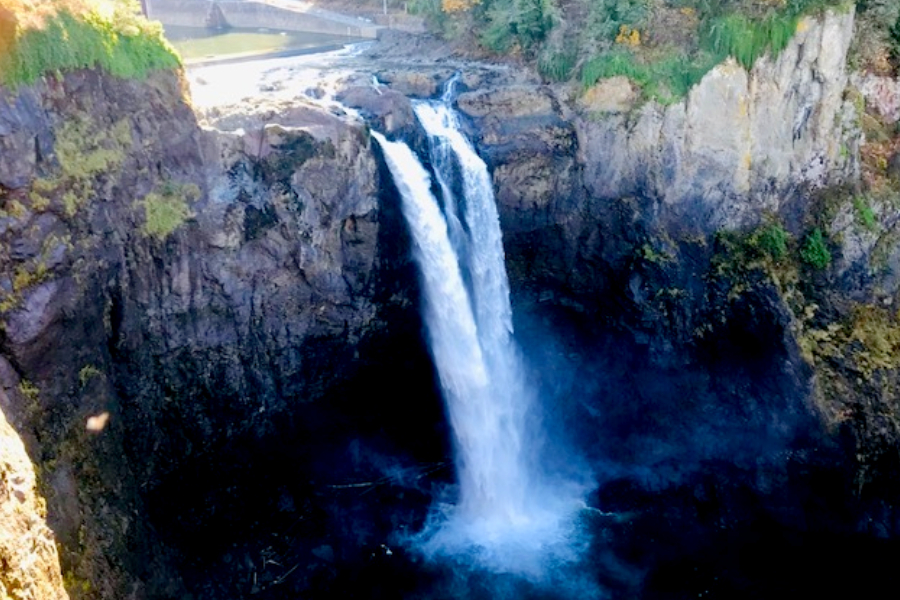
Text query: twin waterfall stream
372 83 586 578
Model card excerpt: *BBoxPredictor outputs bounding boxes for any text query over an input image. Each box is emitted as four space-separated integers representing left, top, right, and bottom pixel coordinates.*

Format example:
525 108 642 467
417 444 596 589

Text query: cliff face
575 9 859 234
459 9 859 238
0 396 68 600
0 66 400 597
452 7 900 509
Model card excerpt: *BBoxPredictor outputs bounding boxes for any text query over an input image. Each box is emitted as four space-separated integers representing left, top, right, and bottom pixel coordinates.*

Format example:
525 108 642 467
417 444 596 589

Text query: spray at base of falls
371 86 590 579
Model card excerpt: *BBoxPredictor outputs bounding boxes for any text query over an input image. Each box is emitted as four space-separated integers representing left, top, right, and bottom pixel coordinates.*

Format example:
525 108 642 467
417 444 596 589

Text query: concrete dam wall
148 0 381 38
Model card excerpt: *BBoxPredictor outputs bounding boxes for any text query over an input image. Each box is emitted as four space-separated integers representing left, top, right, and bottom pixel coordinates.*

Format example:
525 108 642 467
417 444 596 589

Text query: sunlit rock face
574 9 858 235
453 9 858 250
0 396 68 600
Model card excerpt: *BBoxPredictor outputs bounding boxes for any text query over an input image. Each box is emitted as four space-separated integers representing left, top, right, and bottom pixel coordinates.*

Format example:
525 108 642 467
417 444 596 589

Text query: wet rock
374 68 453 98
336 85 416 137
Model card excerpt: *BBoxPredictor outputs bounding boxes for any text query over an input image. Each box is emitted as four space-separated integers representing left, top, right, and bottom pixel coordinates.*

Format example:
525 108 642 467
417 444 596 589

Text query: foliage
407 0 443 18
800 227 831 269
853 196 878 232
699 12 796 69
753 222 789 262
478 0 554 55
140 182 198 240
537 46 577 81
638 241 673 265
584 0 648 48
803 304 900 377
890 9 900 65
711 220 796 288
0 0 180 88
569 0 843 99
35 115 132 218
581 48 644 88
581 47 717 103
515 0 554 49
78 364 102 387
56 117 131 182
443 0 480 12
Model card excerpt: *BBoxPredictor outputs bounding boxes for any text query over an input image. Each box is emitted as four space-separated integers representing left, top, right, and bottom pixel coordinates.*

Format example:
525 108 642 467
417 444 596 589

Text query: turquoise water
163 26 363 62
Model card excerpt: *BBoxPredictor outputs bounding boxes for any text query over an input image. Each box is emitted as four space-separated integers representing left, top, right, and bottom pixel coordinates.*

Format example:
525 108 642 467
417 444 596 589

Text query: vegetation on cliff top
411 0 893 102
0 0 180 88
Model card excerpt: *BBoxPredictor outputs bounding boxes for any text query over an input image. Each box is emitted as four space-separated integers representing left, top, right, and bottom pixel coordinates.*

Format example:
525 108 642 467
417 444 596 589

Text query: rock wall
441 7 900 510
459 9 859 238
0 68 397 598
0 388 68 600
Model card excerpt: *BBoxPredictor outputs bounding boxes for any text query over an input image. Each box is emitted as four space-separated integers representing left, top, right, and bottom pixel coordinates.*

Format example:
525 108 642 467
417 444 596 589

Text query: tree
443 0 480 12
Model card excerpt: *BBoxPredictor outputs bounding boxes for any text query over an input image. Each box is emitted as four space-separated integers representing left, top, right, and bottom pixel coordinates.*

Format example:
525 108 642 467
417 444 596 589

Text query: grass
537 47 577 81
581 48 719 104
853 195 879 232
699 12 798 70
0 0 180 88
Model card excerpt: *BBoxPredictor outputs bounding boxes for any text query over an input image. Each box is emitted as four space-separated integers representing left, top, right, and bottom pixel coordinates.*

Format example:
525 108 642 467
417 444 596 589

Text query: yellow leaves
615 24 641 47
442 0 480 13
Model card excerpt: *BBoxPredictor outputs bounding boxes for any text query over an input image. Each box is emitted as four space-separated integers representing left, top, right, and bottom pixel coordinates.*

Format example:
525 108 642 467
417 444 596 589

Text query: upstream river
163 25 365 64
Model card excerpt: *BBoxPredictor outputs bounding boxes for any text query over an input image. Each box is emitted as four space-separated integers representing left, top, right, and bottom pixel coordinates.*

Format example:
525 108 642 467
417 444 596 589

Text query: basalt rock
0 66 397 598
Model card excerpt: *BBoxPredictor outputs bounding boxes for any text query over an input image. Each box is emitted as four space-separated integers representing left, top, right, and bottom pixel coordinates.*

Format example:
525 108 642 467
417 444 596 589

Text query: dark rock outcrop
0 68 403 598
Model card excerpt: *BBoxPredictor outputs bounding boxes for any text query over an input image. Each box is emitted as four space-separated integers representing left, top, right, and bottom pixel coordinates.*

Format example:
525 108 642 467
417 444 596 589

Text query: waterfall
371 87 585 574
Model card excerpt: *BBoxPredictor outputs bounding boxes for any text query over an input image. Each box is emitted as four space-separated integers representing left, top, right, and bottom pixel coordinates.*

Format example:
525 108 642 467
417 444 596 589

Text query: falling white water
372 91 586 577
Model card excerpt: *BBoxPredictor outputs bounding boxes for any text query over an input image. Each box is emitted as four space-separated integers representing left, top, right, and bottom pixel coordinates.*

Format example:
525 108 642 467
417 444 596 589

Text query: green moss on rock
139 182 199 240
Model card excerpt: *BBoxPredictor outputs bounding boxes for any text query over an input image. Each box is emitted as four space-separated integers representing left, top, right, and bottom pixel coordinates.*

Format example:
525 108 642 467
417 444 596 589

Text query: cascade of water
372 87 585 573
412 96 531 521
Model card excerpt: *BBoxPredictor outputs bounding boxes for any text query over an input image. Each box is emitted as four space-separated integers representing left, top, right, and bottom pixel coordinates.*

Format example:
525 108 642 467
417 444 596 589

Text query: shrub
478 0 554 55
753 222 789 262
0 1 180 87
801 228 832 269
585 0 648 47
890 10 900 66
